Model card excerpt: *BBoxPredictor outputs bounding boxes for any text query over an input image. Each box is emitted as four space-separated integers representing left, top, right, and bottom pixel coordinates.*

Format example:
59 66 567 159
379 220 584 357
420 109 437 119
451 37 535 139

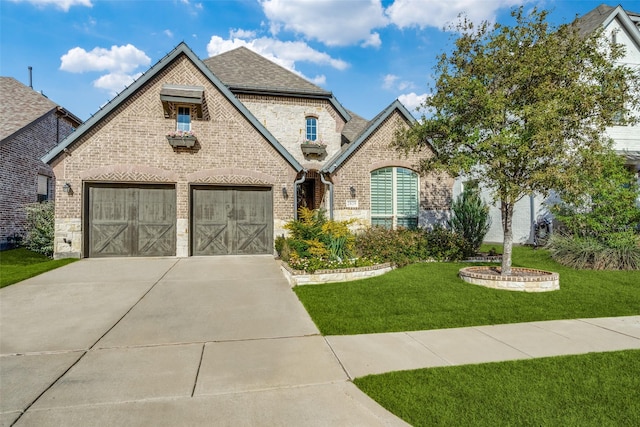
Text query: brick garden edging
459 266 560 292
280 262 394 286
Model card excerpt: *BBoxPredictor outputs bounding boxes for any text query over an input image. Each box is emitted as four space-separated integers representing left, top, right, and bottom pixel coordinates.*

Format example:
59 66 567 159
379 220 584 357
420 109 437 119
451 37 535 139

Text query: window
371 167 419 229
305 116 317 141
177 106 191 132
37 174 50 202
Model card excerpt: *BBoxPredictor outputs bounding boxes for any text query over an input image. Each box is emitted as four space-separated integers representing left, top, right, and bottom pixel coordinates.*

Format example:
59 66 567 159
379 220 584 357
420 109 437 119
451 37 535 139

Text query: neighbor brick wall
331 110 454 226
51 54 299 257
0 112 76 248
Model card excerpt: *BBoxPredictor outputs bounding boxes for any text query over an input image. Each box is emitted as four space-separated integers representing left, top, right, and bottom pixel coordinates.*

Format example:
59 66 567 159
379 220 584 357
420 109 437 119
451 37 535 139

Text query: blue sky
0 0 629 121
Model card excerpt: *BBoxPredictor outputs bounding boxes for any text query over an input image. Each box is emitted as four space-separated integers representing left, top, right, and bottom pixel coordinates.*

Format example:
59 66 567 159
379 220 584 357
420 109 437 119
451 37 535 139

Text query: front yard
293 246 640 426
356 349 640 426
0 248 77 288
294 246 640 335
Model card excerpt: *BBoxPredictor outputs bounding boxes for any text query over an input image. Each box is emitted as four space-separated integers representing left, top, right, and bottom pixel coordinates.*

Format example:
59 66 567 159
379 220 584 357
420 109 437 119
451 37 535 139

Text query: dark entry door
192 186 273 255
87 185 176 257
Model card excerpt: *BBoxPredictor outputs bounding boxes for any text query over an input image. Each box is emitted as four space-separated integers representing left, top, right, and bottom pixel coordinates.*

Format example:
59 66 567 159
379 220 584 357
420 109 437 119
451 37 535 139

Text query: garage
86 185 176 257
191 186 273 255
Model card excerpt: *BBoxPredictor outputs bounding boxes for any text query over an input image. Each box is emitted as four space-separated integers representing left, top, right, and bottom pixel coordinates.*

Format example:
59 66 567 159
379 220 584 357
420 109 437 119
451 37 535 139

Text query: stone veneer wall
50 54 299 258
330 110 454 228
0 112 76 249
237 94 345 170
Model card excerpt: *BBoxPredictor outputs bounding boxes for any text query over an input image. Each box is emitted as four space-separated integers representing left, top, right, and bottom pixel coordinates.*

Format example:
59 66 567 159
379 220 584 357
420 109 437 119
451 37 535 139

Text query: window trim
370 166 419 229
177 106 191 132
305 116 318 142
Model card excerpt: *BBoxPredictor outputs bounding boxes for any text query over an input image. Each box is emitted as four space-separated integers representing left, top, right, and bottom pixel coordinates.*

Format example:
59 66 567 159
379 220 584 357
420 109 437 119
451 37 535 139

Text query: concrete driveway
0 256 407 427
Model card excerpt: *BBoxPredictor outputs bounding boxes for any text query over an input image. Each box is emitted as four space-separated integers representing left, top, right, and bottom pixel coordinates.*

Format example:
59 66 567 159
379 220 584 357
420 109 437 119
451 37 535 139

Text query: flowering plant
166 130 196 138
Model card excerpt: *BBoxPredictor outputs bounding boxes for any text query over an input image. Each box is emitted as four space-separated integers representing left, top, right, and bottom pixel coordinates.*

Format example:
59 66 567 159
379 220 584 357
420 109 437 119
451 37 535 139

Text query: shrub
548 232 640 270
355 226 467 267
424 225 467 261
448 185 491 257
355 227 428 267
23 201 55 258
550 152 640 239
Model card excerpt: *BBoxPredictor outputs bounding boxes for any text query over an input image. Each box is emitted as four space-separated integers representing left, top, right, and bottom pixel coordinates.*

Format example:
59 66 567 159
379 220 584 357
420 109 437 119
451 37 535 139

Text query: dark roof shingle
0 77 58 141
203 47 331 96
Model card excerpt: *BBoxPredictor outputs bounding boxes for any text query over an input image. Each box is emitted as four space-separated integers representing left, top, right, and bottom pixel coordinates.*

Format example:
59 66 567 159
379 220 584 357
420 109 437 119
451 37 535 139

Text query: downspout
320 172 334 220
293 170 307 220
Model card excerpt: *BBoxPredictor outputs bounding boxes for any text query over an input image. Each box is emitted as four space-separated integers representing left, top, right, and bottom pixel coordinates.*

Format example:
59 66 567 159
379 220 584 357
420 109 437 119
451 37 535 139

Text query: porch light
350 186 356 198
62 183 72 194
282 186 288 199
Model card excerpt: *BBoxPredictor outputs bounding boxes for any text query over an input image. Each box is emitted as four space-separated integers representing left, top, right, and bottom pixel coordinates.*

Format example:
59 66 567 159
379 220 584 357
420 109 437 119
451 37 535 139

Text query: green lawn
0 248 77 288
294 246 640 335
355 350 640 426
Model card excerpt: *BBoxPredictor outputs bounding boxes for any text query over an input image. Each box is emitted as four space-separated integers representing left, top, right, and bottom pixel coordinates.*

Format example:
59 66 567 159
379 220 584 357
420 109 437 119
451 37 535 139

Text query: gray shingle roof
341 109 370 144
0 76 58 142
576 4 615 36
203 47 331 96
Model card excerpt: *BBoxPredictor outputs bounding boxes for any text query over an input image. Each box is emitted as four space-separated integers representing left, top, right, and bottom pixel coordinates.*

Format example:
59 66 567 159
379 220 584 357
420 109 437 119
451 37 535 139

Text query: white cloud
60 44 151 74
9 0 91 11
383 74 415 92
383 74 399 90
164 29 174 38
260 0 388 47
398 92 429 113
386 0 526 29
93 72 142 96
362 32 382 48
230 28 256 39
60 44 150 96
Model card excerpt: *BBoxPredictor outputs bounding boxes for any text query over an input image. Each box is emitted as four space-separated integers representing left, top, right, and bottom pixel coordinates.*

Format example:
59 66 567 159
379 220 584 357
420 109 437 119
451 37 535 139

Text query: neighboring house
0 77 82 250
455 3 640 244
43 43 452 259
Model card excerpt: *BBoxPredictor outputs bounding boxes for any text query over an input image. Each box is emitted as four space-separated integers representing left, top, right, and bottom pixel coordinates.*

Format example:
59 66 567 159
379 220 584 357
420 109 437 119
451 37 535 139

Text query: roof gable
204 47 351 122
322 100 416 173
577 4 640 50
0 77 58 142
42 42 303 172
204 47 329 96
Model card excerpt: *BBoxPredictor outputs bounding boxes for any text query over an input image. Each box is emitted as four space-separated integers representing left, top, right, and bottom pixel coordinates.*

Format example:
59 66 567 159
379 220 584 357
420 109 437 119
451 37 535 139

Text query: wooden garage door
192 186 273 255
87 185 176 257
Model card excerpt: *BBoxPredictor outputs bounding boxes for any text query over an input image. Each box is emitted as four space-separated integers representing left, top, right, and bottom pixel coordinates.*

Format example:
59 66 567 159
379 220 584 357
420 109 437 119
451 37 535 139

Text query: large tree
395 7 640 275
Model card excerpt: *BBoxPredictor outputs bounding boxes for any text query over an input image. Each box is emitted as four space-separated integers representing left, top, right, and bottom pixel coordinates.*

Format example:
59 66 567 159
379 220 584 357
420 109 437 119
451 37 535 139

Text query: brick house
43 43 452 259
0 77 82 250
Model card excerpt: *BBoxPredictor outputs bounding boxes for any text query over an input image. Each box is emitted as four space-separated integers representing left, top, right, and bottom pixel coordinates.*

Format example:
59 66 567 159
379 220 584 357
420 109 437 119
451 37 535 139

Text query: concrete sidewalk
1 256 639 426
326 316 640 379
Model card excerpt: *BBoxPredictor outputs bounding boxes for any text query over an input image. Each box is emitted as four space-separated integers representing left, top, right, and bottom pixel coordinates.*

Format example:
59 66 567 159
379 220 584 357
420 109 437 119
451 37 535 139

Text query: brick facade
51 54 299 258
0 112 76 249
331 111 453 227
47 45 453 258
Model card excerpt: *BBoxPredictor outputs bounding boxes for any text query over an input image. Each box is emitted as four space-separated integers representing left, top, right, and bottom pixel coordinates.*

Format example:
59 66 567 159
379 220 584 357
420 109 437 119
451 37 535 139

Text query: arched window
370 167 419 229
305 116 317 141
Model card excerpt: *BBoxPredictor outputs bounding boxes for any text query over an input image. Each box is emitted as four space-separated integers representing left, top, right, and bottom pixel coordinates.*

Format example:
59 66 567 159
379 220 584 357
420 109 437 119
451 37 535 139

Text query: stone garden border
459 266 560 292
281 262 394 287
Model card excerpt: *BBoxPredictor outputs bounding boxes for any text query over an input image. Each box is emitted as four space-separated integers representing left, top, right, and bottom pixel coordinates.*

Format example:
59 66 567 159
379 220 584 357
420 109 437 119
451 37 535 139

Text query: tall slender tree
395 7 640 275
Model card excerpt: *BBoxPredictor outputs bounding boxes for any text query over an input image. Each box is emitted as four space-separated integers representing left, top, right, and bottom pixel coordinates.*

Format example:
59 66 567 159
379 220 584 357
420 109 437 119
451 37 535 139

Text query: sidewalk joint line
191 343 206 397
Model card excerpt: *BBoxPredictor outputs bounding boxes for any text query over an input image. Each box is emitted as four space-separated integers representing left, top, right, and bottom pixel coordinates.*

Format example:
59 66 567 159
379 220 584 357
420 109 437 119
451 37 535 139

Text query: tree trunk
501 200 513 276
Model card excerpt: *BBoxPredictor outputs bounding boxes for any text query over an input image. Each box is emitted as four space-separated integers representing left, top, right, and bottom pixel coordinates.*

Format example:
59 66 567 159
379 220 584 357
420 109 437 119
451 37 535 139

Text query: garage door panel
192 187 273 256
88 185 175 257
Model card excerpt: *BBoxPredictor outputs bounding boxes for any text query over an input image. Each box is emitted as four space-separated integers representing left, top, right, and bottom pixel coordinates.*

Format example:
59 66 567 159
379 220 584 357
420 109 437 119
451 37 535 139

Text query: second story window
305 116 317 141
177 106 191 132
